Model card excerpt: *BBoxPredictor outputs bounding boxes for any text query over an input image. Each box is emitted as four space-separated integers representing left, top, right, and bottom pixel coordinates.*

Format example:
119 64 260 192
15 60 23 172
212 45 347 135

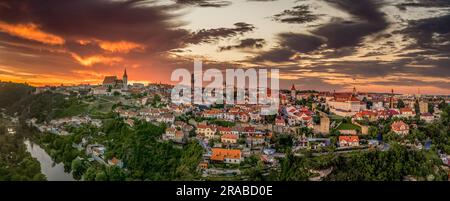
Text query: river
24 139 75 181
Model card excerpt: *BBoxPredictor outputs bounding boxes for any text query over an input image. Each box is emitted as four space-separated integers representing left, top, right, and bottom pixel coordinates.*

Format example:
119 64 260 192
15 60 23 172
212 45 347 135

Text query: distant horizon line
1 80 449 96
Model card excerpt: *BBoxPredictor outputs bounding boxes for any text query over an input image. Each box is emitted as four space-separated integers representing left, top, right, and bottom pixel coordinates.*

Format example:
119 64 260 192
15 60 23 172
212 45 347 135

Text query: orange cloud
98 40 144 53
0 21 64 45
71 53 122 66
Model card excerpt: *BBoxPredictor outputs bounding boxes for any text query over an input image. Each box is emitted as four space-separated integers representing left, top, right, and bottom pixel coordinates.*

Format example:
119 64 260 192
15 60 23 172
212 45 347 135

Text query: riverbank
0 118 46 181
24 139 75 181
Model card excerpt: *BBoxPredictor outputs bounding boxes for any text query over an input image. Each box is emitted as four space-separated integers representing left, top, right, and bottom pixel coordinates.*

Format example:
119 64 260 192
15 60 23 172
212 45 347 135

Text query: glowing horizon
0 0 449 95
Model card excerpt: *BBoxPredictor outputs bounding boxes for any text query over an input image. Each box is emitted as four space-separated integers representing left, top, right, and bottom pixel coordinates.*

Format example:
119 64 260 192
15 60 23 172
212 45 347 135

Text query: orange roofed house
196 125 217 140
339 136 360 147
221 133 239 144
210 148 242 164
391 120 409 135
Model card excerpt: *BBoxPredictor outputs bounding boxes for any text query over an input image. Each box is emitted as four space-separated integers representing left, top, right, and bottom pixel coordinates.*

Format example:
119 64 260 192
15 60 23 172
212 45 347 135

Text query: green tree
397 99 405 109
71 159 86 180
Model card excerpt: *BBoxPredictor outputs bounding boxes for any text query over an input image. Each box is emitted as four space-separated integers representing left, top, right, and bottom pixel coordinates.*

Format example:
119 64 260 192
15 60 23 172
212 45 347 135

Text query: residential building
275 117 286 126
108 157 124 168
221 133 239 144
400 108 415 118
327 93 366 117
210 148 242 164
391 120 409 135
419 101 428 114
196 125 217 139
420 112 434 123
339 136 360 147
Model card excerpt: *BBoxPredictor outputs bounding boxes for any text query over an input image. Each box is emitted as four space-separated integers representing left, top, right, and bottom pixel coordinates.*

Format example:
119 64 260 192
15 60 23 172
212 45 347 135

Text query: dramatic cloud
396 0 450 10
313 0 388 49
219 38 265 51
186 22 255 44
273 5 320 24
400 14 450 53
70 53 123 67
252 48 296 63
174 0 231 8
97 40 145 53
278 33 324 53
0 0 189 53
0 22 65 45
253 0 388 63
0 0 448 94
251 33 324 62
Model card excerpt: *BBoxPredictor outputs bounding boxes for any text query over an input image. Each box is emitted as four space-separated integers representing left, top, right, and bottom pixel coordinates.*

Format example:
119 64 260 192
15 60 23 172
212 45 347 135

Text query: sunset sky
0 0 449 94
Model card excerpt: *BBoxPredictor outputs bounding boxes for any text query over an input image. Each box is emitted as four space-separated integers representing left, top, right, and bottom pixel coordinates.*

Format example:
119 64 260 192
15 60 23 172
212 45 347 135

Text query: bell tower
123 68 128 90
291 84 296 101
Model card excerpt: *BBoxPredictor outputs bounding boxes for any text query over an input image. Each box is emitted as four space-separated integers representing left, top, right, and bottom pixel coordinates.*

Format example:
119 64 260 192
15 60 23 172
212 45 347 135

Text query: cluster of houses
26 116 102 135
115 103 194 127
162 121 194 144
200 106 263 123
27 78 449 174
196 124 271 147
85 144 123 168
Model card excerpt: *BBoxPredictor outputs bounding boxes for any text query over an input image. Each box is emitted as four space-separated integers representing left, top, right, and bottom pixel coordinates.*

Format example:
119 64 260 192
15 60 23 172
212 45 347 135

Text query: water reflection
24 139 75 181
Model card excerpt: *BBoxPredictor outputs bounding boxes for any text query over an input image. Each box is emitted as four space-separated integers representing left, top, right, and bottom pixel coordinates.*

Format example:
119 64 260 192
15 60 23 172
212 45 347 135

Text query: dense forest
0 82 34 109
33 118 204 181
0 121 46 181
0 82 88 123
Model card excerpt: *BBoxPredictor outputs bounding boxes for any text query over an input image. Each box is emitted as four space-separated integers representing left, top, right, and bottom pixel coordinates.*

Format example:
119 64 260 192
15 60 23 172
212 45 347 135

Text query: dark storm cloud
252 48 296 63
65 41 105 58
303 57 450 79
252 0 388 63
174 0 231 8
273 5 320 24
219 38 265 51
250 33 324 62
0 0 189 53
400 14 450 53
396 0 450 10
313 0 388 49
186 22 256 44
247 0 278 2
278 33 324 52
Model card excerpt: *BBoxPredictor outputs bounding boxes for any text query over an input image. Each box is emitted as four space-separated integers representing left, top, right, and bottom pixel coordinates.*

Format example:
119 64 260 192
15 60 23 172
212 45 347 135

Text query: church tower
123 68 128 90
291 84 296 101
389 89 394 109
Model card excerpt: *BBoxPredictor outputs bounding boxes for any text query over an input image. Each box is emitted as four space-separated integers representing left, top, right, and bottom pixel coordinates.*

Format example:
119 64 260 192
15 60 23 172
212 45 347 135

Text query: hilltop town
1 72 449 181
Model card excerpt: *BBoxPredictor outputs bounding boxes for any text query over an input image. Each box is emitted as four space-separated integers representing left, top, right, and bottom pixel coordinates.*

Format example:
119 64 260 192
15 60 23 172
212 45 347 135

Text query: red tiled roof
244 127 255 132
221 133 238 140
210 148 241 161
103 76 117 85
175 131 184 138
339 136 359 142
275 118 285 124
197 125 214 129
388 110 400 115
400 108 414 113
391 121 409 131
218 126 232 132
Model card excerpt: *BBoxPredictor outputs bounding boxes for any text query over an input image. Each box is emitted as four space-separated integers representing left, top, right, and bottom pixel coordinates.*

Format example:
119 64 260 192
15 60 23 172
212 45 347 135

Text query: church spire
122 68 128 90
